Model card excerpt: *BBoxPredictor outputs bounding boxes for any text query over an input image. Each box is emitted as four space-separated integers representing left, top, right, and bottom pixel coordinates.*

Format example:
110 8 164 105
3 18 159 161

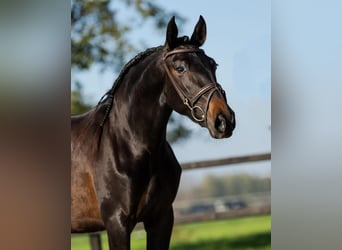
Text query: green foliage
196 174 271 198
71 215 271 250
71 0 185 72
71 82 92 114
201 175 227 198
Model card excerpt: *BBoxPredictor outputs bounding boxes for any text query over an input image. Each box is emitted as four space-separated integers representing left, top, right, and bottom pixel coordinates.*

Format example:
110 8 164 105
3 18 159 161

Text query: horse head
162 16 236 139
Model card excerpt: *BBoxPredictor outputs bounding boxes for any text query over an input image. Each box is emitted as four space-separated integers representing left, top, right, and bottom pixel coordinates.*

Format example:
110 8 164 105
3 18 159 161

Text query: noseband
162 48 226 123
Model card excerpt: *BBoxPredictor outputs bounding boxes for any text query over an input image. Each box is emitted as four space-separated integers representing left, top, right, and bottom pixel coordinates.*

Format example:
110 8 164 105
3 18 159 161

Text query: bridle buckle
184 98 205 122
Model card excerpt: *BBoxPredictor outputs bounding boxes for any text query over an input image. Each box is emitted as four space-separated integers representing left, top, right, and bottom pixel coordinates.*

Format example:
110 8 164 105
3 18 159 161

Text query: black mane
97 46 164 106
97 45 164 126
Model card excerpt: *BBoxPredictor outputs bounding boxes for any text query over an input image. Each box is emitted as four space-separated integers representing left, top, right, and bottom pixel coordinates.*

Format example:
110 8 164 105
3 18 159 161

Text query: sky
72 0 271 187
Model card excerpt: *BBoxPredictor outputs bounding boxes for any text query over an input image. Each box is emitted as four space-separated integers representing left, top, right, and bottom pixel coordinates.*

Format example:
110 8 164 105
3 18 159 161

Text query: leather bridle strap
163 48 204 60
162 48 225 123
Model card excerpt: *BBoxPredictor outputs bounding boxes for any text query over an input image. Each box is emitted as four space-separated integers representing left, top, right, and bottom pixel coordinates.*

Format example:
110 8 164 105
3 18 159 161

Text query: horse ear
190 15 207 47
165 16 178 50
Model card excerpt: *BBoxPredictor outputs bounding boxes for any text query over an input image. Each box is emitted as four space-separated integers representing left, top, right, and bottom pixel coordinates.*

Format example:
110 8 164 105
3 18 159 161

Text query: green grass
71 215 271 250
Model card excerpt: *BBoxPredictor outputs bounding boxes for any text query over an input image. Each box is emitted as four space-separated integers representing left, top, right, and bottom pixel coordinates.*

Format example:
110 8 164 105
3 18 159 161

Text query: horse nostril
215 114 227 133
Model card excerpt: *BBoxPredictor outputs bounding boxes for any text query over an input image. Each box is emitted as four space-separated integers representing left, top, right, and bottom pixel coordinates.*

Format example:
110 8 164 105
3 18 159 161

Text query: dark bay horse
71 16 235 250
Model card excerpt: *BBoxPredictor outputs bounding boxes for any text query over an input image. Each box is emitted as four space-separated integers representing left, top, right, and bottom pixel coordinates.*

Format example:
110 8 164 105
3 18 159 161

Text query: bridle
163 48 226 123
162 48 226 123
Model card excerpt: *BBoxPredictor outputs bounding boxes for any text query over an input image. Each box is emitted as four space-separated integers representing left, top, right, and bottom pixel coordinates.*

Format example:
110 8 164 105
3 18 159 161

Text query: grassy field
71 215 271 250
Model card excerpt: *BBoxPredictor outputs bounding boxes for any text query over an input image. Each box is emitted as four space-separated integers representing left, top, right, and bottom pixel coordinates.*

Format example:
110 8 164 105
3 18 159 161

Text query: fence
72 152 271 250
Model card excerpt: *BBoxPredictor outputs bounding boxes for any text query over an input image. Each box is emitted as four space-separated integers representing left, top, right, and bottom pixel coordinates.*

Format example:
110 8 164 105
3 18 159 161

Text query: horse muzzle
206 95 235 139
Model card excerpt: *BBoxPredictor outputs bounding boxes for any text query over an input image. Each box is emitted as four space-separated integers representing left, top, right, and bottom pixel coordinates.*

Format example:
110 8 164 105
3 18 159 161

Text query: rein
162 48 226 123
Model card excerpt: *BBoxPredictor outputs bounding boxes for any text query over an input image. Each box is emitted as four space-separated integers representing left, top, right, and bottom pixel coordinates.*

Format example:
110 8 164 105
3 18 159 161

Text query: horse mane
96 45 164 127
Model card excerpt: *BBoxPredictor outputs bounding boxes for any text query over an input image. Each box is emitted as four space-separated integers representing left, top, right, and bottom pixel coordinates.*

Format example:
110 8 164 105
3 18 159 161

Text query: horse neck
107 50 172 149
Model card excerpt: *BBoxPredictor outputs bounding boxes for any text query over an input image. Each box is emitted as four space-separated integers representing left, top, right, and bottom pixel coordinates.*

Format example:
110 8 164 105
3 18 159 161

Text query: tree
72 0 184 72
201 175 226 198
71 81 92 114
182 174 271 200
71 0 190 143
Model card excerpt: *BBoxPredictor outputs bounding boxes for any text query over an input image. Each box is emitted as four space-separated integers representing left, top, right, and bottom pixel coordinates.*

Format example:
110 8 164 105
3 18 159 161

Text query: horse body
71 47 180 242
71 16 235 250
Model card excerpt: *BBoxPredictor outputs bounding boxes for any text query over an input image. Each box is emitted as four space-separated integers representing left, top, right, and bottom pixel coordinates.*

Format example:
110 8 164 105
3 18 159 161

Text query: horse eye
175 66 185 73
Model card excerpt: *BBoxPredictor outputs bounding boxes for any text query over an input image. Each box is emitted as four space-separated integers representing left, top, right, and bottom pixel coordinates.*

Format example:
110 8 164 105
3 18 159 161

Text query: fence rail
181 152 271 170
73 153 271 250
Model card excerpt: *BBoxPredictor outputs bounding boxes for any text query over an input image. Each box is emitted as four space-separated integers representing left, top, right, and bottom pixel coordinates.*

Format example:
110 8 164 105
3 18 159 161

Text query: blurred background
71 0 270 249
1 1 341 250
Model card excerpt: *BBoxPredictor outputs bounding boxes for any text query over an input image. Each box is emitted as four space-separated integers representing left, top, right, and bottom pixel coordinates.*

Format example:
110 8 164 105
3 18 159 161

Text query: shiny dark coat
71 16 235 250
